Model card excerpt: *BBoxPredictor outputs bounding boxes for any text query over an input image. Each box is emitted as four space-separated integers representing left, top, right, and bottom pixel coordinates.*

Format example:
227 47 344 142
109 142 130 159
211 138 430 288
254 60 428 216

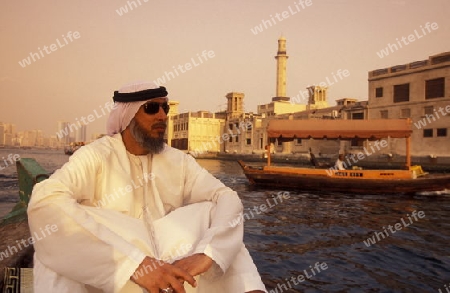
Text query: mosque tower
273 36 289 101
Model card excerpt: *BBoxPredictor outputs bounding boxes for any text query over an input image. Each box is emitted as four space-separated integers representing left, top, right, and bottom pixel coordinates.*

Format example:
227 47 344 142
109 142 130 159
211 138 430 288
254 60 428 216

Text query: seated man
309 148 319 167
28 81 266 293
309 148 330 168
335 154 346 170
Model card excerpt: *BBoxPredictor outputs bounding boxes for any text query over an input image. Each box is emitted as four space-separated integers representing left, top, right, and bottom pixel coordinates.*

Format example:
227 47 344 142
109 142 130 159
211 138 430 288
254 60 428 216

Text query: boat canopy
267 119 412 140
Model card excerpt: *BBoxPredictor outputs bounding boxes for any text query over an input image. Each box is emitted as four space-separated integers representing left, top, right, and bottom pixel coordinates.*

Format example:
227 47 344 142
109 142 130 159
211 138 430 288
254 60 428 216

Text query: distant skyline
1 0 449 138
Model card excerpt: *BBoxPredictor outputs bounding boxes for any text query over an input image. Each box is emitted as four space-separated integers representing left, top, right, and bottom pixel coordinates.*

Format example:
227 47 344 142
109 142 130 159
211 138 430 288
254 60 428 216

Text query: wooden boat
238 119 450 194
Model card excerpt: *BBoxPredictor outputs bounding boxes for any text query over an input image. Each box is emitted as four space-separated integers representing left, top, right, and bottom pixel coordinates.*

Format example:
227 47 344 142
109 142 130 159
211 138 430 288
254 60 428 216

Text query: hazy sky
1 0 449 138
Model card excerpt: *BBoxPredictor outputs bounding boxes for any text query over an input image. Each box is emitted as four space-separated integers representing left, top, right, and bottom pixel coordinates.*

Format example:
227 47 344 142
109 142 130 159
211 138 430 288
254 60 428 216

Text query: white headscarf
106 81 163 136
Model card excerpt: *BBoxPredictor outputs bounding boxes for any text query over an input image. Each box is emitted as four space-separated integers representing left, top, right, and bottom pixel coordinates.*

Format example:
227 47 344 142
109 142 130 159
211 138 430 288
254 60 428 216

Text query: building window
246 138 252 145
375 87 383 98
277 139 282 146
235 136 239 143
423 129 433 137
295 138 302 145
229 136 232 143
393 83 410 103
351 112 364 120
425 77 445 99
401 108 411 118
229 123 233 130
246 122 252 131
351 139 364 147
424 106 434 115
380 110 388 119
437 128 447 137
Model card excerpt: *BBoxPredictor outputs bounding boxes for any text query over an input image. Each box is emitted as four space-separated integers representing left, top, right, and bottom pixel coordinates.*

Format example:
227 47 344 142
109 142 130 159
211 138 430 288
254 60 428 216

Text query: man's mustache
151 123 167 129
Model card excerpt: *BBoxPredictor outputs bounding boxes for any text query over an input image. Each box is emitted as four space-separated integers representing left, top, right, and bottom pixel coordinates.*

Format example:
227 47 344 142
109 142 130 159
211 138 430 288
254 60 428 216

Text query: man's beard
129 118 165 154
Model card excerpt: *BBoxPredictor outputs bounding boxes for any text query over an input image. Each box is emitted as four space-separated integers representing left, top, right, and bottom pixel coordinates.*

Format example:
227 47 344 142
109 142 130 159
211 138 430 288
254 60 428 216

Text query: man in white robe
335 154 346 170
27 81 267 293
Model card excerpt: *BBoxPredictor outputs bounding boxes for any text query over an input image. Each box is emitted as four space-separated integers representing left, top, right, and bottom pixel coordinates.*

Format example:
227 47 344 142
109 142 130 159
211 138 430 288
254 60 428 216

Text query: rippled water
1 149 450 292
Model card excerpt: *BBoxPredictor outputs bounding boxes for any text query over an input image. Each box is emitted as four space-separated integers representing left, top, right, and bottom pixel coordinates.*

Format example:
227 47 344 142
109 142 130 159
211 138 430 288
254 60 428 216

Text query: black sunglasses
143 101 170 115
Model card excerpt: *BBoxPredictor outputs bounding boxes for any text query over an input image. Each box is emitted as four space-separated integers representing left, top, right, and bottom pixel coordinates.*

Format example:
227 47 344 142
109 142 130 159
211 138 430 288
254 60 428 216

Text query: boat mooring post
405 135 411 170
2 158 49 224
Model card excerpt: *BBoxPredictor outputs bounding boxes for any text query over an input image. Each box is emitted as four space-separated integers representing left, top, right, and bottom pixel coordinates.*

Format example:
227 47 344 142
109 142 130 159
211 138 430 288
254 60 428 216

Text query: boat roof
267 119 412 139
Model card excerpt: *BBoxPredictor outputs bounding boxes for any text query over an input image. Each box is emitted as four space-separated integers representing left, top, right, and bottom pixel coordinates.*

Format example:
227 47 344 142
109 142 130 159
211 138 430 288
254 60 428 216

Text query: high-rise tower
273 36 289 101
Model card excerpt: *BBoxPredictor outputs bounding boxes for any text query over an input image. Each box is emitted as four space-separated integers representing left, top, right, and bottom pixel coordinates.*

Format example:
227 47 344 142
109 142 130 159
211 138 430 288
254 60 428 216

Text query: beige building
166 100 179 146
0 123 17 147
368 51 450 157
257 100 306 117
170 110 226 155
306 86 329 110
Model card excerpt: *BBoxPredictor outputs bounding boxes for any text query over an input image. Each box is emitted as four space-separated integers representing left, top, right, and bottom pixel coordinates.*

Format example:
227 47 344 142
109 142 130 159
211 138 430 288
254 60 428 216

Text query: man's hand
130 256 196 293
172 253 213 277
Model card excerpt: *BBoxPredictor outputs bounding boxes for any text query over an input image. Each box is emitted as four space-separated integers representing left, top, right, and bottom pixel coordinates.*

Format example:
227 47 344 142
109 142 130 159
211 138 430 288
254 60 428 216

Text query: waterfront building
4 123 14 146
306 86 329 110
75 125 87 142
368 51 450 157
224 92 263 154
0 123 17 147
166 101 179 146
170 110 226 155
57 121 70 147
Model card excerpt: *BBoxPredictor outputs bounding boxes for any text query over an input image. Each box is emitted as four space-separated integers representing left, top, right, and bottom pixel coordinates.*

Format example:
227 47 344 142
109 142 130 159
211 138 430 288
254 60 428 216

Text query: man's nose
155 107 168 119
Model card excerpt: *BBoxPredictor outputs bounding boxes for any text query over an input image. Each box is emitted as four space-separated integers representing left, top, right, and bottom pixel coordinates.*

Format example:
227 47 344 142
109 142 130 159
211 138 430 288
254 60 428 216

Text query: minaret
273 36 289 101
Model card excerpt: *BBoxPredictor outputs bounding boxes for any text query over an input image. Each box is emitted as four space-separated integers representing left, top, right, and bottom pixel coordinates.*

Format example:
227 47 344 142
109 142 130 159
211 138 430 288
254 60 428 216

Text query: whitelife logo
18 31 81 68
250 0 313 35
153 50 215 86
376 22 438 58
